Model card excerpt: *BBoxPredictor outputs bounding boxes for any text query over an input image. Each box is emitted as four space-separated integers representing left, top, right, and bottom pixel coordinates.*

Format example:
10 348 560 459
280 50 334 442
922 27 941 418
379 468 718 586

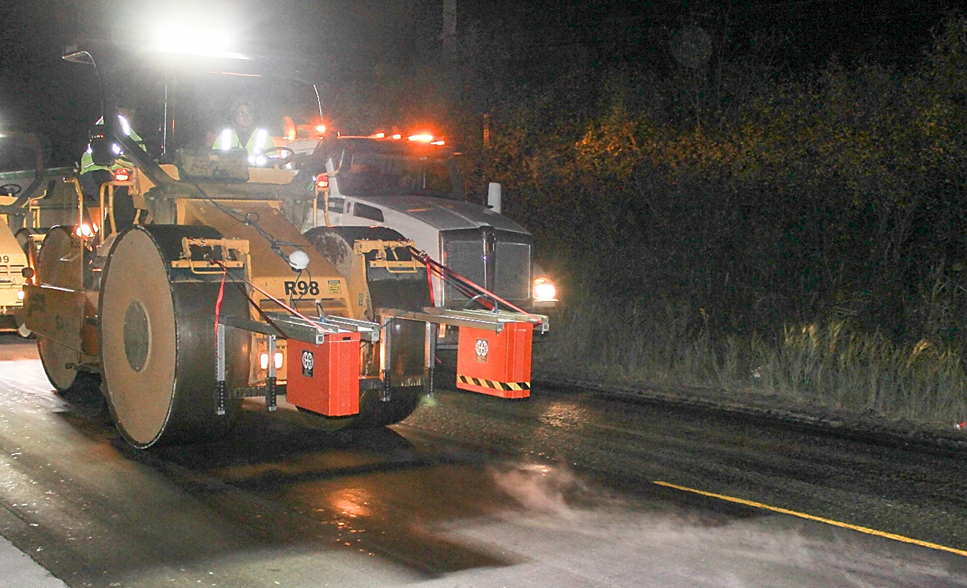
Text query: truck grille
441 228 531 306
0 263 25 286
494 241 530 299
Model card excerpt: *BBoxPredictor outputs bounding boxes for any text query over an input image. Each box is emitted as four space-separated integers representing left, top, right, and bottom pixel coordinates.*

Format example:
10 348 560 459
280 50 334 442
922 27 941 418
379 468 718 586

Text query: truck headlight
532 276 557 302
17 289 25 301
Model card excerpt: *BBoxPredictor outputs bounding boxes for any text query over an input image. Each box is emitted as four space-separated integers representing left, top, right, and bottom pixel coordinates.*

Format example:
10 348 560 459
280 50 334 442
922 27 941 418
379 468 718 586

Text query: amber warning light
369 131 444 145
113 167 131 182
408 133 446 146
75 223 97 238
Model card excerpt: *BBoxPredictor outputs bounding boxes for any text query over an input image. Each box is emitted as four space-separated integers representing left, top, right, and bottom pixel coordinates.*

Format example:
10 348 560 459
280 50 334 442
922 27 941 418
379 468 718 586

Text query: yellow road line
654 480 967 557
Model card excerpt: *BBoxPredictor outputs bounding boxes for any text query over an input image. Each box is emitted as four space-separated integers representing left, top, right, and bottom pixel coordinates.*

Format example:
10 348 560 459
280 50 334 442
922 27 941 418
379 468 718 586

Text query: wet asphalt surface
2 332 967 587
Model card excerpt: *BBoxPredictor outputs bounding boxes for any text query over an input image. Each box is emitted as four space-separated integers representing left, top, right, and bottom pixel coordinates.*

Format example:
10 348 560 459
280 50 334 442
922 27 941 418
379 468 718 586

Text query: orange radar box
286 333 361 416
456 322 533 399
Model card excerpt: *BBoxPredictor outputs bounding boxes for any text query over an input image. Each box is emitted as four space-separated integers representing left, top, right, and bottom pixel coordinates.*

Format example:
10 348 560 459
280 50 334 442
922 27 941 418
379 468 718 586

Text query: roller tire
14 314 32 338
13 228 43 338
353 386 423 429
34 227 84 392
38 337 79 392
296 386 423 431
98 225 248 448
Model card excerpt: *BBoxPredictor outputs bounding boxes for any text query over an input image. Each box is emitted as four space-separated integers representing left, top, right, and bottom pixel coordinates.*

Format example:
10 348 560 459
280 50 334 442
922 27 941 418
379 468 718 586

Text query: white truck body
299 136 554 313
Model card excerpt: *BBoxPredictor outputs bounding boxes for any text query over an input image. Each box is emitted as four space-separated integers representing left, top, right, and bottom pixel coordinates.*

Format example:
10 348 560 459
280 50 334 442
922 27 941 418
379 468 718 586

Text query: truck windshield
337 150 458 199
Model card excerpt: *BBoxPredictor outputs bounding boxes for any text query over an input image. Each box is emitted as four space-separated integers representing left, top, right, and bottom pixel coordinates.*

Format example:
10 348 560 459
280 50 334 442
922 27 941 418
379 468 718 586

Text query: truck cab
301 134 558 317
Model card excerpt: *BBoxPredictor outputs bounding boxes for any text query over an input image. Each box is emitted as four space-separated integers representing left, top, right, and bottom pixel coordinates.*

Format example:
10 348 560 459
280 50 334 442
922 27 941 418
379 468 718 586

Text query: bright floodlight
152 21 248 60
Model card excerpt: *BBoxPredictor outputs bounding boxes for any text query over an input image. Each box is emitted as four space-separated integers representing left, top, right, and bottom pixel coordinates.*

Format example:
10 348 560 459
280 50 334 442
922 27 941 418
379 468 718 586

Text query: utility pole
443 0 457 61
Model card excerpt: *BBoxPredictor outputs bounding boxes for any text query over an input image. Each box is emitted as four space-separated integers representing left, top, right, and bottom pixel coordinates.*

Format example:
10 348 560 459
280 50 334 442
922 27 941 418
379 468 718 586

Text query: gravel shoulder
533 359 967 457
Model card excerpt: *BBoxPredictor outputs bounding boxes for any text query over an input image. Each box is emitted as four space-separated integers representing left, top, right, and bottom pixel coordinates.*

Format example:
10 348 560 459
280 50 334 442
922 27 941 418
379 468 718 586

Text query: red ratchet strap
213 265 227 341
407 246 543 324
425 264 436 306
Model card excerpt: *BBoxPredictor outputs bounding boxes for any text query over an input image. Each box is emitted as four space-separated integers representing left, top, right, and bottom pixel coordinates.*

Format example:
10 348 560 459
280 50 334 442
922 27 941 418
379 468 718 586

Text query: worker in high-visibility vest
212 100 277 166
79 108 146 231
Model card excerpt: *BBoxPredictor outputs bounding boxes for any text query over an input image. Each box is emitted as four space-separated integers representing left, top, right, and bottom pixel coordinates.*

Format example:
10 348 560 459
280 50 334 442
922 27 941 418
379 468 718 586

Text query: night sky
0 0 961 166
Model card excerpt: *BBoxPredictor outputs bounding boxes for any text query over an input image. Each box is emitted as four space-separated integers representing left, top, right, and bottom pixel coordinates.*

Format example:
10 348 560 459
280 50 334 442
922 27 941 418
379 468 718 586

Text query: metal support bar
230 384 287 399
424 320 436 398
220 312 379 344
266 334 277 412
215 322 227 416
380 315 392 402
378 307 549 334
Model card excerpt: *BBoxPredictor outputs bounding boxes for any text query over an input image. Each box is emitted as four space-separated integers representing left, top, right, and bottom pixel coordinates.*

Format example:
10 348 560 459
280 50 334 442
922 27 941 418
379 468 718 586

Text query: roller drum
34 226 84 392
304 226 429 429
98 225 248 448
352 386 423 429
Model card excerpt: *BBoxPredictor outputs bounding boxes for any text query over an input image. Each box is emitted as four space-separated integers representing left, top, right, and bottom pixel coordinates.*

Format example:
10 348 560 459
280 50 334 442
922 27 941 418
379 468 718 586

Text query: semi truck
293 132 558 348
21 40 549 448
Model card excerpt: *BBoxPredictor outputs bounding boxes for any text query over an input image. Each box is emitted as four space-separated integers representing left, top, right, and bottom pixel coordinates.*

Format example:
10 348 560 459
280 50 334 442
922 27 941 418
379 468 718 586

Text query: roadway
1 333 966 587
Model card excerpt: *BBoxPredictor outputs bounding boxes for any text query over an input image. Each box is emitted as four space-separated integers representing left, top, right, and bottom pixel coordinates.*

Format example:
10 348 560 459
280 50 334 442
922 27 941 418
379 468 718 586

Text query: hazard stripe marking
457 375 530 391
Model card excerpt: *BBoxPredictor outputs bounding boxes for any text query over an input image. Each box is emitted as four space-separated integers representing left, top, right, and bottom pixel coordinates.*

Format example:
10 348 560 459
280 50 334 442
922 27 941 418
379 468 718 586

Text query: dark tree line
446 16 967 345
9 2 967 347
321 3 967 346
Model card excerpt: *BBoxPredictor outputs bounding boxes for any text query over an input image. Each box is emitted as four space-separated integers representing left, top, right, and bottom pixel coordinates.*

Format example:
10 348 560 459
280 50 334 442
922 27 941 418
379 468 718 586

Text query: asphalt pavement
0 535 67 588
0 335 962 588
0 335 67 587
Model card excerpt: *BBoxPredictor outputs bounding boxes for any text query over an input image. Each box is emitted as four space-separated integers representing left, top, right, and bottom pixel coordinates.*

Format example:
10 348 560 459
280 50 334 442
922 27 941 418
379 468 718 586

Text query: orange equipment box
285 332 361 416
456 322 533 399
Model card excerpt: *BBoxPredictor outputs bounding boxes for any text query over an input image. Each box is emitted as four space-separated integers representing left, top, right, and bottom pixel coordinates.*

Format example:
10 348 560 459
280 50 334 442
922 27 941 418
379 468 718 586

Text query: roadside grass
536 296 967 427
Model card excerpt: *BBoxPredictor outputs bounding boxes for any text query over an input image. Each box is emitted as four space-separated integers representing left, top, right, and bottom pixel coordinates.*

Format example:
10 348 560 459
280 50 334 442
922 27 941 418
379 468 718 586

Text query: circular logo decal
301 350 314 377
475 338 489 361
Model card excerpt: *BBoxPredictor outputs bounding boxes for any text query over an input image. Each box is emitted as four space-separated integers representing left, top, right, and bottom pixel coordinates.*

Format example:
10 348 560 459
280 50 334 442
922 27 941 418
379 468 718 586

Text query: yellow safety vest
212 127 276 165
79 115 144 174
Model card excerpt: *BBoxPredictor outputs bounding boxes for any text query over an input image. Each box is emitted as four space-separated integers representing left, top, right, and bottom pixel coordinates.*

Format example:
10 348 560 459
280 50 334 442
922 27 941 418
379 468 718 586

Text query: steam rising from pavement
471 460 964 588
489 462 582 518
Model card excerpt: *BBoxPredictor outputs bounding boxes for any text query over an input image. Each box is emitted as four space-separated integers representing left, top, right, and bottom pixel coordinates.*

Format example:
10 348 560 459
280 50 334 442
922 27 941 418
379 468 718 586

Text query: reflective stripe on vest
253 129 269 153
81 115 141 174
219 128 234 151
118 115 132 136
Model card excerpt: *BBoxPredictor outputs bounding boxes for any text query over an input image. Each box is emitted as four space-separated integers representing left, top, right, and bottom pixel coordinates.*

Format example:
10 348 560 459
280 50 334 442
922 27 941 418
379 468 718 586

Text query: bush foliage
366 15 967 422
466 18 967 349
452 17 967 423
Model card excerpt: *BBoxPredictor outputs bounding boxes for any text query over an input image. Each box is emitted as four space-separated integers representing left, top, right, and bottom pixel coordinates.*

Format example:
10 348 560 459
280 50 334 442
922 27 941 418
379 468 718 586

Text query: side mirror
89 131 116 167
487 182 502 213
